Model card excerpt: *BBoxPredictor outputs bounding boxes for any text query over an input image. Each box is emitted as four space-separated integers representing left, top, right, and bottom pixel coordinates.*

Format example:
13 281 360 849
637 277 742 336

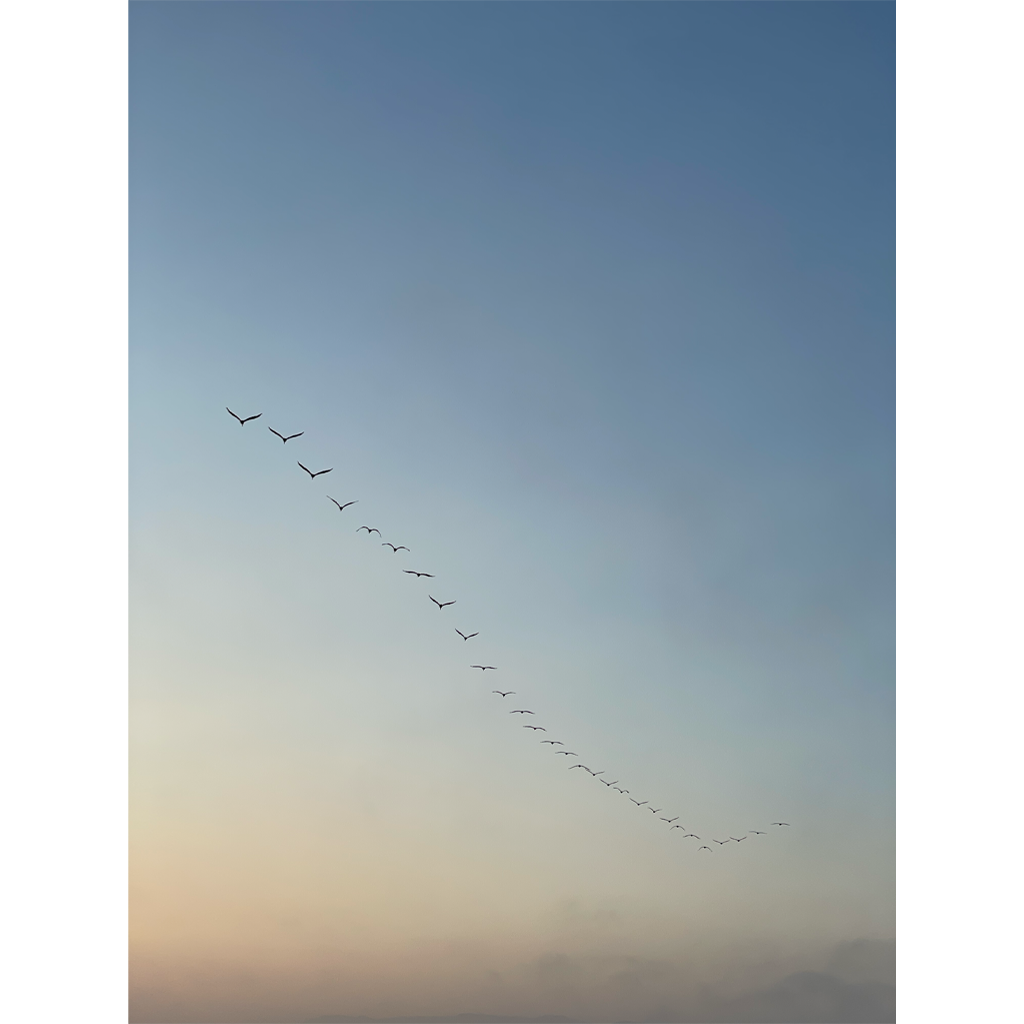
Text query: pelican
226 407 261 425
456 630 479 641
269 427 303 443
429 595 455 610
328 497 358 512
297 462 332 480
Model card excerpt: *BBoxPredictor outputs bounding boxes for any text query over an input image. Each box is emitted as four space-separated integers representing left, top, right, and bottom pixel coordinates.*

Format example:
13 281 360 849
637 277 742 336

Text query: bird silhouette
771 822 791 827
404 570 434 578
492 690 515 697
509 709 534 715
712 839 730 845
540 740 564 745
699 846 712 852
556 751 579 757
648 807 662 814
269 427 303 443
600 779 619 786
470 665 497 671
586 769 605 776
749 830 766 835
661 817 679 823
328 497 358 512
456 629 479 641
357 526 381 535
227 407 261 425
730 836 747 842
612 787 628 793
670 824 687 830
382 542 409 552
569 765 587 771
683 834 700 839
523 725 547 731
297 462 332 479
429 595 455 610
630 799 648 807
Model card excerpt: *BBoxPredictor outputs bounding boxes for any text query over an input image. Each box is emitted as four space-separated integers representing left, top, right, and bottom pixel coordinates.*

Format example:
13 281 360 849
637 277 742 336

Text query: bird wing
226 407 241 422
269 427 285 440
396 546 408 551
285 432 304 441
312 468 332 477
242 413 261 423
298 462 313 476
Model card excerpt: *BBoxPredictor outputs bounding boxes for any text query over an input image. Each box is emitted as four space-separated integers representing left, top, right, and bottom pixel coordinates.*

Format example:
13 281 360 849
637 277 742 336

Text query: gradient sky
130 3 894 1022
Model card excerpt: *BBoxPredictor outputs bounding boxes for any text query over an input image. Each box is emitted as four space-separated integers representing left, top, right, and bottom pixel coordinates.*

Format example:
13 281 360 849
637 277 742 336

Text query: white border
0 1 126 1022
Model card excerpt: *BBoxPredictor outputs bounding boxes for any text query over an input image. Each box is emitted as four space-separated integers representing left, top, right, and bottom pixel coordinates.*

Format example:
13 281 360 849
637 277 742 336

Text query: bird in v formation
229 404 789 855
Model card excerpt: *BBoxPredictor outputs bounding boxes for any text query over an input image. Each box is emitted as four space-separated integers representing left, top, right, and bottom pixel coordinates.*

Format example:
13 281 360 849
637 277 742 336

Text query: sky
129 3 894 1022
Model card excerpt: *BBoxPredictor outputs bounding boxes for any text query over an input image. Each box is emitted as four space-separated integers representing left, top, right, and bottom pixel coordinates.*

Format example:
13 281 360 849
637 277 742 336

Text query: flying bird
509 709 534 715
712 839 730 845
661 817 679 823
556 751 579 757
569 765 587 771
456 630 479 641
612 787 628 793
630 799 648 807
600 779 619 786
682 834 700 839
541 740 564 745
382 543 409 552
404 570 434 578
298 462 332 480
670 824 687 830
328 497 358 512
429 595 456 610
357 526 381 535
771 822 791 827
730 836 747 842
699 846 712 852
269 427 303 443
749 830 766 835
492 690 515 697
586 769 605 776
648 807 662 814
470 665 497 671
226 408 261 425
523 725 547 731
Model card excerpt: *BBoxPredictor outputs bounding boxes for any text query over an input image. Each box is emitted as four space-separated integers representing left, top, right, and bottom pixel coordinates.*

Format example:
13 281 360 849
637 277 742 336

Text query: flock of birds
227 406 791 853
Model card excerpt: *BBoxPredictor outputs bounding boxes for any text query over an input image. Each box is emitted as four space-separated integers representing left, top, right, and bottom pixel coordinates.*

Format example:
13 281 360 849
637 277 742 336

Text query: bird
382 543 409 552
297 462 332 480
630 799 648 807
357 526 381 535
600 779 619 786
586 769 605 776
749 830 766 835
226 407 261 425
269 427 303 443
509 710 534 715
523 725 547 731
456 629 479 641
682 834 700 839
470 665 497 671
328 497 358 512
612 787 628 793
771 822 791 827
492 690 515 697
648 807 662 814
569 765 587 771
699 846 712 852
712 839 730 845
429 595 456 610
730 836 747 842
540 740 564 745
670 824 687 830
556 751 579 757
404 570 434 578
661 817 679 823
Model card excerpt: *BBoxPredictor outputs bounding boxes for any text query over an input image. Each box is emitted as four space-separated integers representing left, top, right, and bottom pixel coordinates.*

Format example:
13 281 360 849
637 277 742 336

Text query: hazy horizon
130 3 894 1022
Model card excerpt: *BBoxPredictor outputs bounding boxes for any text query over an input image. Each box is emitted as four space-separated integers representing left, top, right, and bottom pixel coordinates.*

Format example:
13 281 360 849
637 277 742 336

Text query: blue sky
130 4 894 1021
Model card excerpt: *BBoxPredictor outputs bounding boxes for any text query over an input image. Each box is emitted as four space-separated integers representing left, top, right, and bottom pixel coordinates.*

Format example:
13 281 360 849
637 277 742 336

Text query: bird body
226 407 261 425
297 462 332 479
269 427 303 442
